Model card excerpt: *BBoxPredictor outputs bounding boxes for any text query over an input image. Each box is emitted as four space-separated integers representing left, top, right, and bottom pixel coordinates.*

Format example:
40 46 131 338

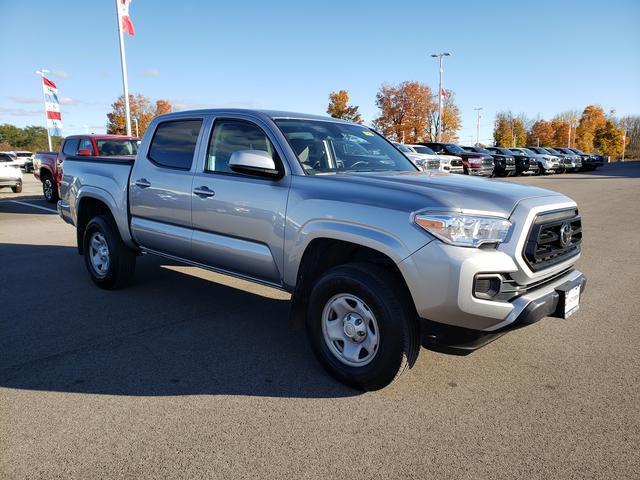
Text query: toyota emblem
560 223 573 246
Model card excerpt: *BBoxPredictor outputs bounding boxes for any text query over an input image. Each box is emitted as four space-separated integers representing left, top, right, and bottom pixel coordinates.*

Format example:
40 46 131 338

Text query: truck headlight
414 213 511 247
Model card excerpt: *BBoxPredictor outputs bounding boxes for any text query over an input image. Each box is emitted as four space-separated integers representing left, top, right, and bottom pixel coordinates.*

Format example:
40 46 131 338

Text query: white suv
0 153 23 193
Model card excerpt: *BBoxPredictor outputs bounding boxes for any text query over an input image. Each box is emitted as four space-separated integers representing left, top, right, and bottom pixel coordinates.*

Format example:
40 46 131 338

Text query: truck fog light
474 274 502 300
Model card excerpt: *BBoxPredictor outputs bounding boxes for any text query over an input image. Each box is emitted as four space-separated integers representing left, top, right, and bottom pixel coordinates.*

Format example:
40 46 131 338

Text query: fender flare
284 218 417 287
75 186 135 249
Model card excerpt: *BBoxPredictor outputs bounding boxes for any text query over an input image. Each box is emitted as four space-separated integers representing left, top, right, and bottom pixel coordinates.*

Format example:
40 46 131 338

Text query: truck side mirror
229 150 281 178
77 149 91 156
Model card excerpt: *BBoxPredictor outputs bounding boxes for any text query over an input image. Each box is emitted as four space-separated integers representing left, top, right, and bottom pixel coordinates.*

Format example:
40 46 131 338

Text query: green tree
0 124 61 152
327 90 363 124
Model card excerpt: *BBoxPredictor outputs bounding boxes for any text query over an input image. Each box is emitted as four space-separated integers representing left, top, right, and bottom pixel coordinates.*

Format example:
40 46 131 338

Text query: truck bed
58 155 136 249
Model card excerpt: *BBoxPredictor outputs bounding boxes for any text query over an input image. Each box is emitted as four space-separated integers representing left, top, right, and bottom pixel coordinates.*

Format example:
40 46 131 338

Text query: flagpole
115 0 132 136
35 69 53 151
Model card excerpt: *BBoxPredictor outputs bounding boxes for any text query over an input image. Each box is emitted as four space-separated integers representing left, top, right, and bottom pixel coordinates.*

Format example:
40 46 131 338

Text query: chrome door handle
193 186 215 198
134 178 151 188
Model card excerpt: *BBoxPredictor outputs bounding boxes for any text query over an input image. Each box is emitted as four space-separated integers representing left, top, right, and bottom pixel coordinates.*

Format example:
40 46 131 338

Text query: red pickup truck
33 134 140 202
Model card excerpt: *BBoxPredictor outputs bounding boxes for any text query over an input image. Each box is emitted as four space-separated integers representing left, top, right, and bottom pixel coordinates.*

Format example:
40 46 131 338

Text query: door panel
191 118 290 284
129 118 203 257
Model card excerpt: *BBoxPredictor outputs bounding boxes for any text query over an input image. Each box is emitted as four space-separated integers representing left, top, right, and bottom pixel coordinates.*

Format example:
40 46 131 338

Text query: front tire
11 183 22 193
306 263 420 391
83 215 136 289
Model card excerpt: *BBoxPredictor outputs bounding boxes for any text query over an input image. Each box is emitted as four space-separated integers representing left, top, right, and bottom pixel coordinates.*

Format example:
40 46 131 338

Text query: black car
463 146 515 177
567 147 604 171
487 147 539 176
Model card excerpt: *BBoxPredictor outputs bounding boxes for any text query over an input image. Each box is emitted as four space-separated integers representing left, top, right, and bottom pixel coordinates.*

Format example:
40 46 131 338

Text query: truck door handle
134 178 151 188
193 186 215 198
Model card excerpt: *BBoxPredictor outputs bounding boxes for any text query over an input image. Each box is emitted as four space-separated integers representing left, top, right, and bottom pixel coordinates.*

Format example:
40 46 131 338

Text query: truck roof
64 134 140 140
155 108 355 124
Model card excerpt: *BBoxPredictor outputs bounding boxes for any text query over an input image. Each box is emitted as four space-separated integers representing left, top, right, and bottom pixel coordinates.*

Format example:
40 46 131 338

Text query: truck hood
329 170 564 217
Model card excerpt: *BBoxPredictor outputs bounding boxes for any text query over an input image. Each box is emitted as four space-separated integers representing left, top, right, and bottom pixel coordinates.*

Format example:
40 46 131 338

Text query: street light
473 107 483 145
430 52 451 142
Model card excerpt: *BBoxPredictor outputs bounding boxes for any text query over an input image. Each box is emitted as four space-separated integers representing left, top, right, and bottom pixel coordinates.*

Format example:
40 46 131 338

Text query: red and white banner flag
41 77 63 136
441 87 447 98
118 0 135 36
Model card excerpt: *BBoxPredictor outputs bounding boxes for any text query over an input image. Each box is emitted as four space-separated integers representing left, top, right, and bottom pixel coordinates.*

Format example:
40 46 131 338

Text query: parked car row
392 141 605 177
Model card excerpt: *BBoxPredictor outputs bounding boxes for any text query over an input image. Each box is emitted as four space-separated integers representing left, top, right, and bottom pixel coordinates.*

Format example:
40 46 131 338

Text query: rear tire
42 175 58 203
83 215 136 289
306 263 420 391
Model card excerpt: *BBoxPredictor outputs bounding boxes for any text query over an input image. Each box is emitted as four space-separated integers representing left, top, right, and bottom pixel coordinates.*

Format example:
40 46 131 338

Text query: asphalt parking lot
1 165 639 479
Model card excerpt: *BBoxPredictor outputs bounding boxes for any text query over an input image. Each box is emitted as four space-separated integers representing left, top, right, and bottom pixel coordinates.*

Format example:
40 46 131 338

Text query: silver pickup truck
58 109 586 390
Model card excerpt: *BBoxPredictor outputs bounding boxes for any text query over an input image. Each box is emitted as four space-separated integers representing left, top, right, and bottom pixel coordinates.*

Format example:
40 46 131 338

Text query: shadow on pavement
0 243 358 398
0 195 57 215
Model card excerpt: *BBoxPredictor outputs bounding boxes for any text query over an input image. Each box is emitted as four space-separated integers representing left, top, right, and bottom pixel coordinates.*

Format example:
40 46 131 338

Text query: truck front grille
427 160 440 170
451 159 462 167
523 208 582 271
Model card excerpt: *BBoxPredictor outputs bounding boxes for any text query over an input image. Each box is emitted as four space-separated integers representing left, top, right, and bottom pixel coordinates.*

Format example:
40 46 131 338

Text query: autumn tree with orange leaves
155 99 173 116
373 81 436 143
575 105 607 152
527 119 555 146
426 90 461 142
327 90 363 124
107 94 173 136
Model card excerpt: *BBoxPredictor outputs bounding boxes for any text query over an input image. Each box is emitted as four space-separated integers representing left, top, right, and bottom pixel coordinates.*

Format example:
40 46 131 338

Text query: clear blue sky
1 0 639 143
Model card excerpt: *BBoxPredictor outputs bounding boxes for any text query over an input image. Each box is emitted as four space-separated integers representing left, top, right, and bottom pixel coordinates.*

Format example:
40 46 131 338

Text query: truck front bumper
398 240 586 332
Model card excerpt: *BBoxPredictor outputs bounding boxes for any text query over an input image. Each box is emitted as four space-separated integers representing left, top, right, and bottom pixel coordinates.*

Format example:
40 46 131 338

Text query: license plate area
554 279 583 319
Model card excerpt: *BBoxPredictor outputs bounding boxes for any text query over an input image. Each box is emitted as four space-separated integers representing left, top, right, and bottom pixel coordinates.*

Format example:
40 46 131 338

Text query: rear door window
78 139 94 155
62 139 80 155
148 119 203 170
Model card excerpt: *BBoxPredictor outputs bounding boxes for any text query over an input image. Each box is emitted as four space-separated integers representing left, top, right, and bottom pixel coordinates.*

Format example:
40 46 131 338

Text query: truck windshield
394 143 413 153
96 139 140 156
411 145 436 155
469 147 492 154
443 144 465 154
274 119 417 174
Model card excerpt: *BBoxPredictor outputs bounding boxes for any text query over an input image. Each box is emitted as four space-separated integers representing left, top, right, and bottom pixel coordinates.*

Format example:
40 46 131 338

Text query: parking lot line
9 200 58 213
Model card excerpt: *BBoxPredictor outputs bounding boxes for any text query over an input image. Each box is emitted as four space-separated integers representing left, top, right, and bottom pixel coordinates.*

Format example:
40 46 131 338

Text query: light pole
473 107 483 145
621 127 627 162
134 116 139 137
35 69 52 151
431 52 450 142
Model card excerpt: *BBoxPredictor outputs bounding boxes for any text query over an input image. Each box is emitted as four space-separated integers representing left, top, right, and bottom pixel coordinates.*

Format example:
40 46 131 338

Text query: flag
441 87 447 97
118 0 135 36
42 77 63 137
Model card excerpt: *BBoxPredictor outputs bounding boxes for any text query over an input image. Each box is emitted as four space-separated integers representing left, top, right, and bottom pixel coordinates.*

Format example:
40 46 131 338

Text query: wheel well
76 197 115 254
289 238 415 328
40 167 52 179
